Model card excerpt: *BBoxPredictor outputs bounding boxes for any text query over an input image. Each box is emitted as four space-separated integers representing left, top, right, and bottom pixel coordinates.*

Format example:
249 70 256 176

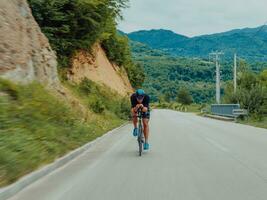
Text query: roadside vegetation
152 102 204 114
64 78 131 119
151 87 205 114
223 69 267 128
0 78 130 187
238 117 267 129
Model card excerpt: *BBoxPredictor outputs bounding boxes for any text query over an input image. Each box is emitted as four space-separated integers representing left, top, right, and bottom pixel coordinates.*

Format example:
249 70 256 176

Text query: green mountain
128 29 188 48
128 25 267 61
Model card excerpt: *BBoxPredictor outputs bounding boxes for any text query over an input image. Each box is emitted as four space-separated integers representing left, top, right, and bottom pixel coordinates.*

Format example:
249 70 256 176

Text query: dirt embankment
68 44 133 96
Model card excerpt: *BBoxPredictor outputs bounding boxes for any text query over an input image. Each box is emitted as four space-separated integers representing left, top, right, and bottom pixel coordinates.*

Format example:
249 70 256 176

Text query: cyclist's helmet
136 89 145 100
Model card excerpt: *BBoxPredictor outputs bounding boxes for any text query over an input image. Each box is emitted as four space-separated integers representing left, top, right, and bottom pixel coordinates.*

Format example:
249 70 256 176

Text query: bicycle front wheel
138 139 142 156
138 124 143 156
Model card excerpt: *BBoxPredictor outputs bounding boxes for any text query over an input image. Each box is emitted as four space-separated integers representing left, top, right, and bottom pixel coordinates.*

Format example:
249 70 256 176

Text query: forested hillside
129 39 267 103
128 26 267 61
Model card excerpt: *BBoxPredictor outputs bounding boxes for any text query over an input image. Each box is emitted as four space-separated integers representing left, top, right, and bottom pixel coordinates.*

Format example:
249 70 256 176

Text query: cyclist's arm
141 95 150 112
131 105 142 118
134 104 143 112
132 104 147 113
130 94 135 108
130 94 141 113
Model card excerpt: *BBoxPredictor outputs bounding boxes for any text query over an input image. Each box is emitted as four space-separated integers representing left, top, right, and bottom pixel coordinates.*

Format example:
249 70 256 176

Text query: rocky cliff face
0 0 59 86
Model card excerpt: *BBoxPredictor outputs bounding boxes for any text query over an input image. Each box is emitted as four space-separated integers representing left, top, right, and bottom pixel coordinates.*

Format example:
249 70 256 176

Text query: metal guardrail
211 104 240 118
233 109 248 116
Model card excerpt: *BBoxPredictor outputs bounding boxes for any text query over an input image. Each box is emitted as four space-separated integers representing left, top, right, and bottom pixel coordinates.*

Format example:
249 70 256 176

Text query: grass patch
64 78 131 120
238 117 267 129
0 78 129 187
151 102 204 113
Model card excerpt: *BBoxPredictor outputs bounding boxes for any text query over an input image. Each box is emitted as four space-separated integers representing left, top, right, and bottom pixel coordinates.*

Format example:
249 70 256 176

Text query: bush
125 63 145 88
0 79 19 99
115 97 131 119
177 87 193 105
79 78 93 94
90 98 105 113
102 33 131 67
75 79 131 118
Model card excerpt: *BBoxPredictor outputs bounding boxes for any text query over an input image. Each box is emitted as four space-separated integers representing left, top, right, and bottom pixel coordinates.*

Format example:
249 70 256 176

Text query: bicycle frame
137 108 144 156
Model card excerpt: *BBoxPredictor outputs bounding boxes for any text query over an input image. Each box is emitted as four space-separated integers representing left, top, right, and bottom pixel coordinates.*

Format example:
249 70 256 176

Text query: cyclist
130 89 150 150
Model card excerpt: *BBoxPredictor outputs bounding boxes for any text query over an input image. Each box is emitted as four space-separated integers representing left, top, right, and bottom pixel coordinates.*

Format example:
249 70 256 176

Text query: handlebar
137 107 143 118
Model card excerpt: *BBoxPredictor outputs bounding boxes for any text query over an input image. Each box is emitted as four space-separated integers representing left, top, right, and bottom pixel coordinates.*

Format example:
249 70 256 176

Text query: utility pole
234 53 237 93
209 51 224 104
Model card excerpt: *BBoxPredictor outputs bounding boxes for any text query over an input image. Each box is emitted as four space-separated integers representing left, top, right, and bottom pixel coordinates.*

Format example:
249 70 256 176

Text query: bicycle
137 108 144 156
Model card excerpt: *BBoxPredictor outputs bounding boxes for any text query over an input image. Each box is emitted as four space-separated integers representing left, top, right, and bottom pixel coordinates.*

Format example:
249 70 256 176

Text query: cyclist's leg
131 108 137 128
142 118 149 142
142 112 150 143
131 108 138 136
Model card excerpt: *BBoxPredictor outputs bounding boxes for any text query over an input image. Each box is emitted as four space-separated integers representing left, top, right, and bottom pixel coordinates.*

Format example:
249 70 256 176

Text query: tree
28 0 129 67
223 81 238 104
177 88 193 105
164 91 172 102
125 63 145 88
224 70 266 116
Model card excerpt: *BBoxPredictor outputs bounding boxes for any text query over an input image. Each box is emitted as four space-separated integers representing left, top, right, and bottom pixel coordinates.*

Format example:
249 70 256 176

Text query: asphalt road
9 109 267 200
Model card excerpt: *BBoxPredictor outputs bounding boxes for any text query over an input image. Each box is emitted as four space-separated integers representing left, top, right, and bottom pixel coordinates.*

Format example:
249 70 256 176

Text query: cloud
118 0 267 36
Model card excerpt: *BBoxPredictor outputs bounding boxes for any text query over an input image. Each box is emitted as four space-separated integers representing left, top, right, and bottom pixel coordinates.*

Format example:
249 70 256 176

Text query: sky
118 0 267 37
